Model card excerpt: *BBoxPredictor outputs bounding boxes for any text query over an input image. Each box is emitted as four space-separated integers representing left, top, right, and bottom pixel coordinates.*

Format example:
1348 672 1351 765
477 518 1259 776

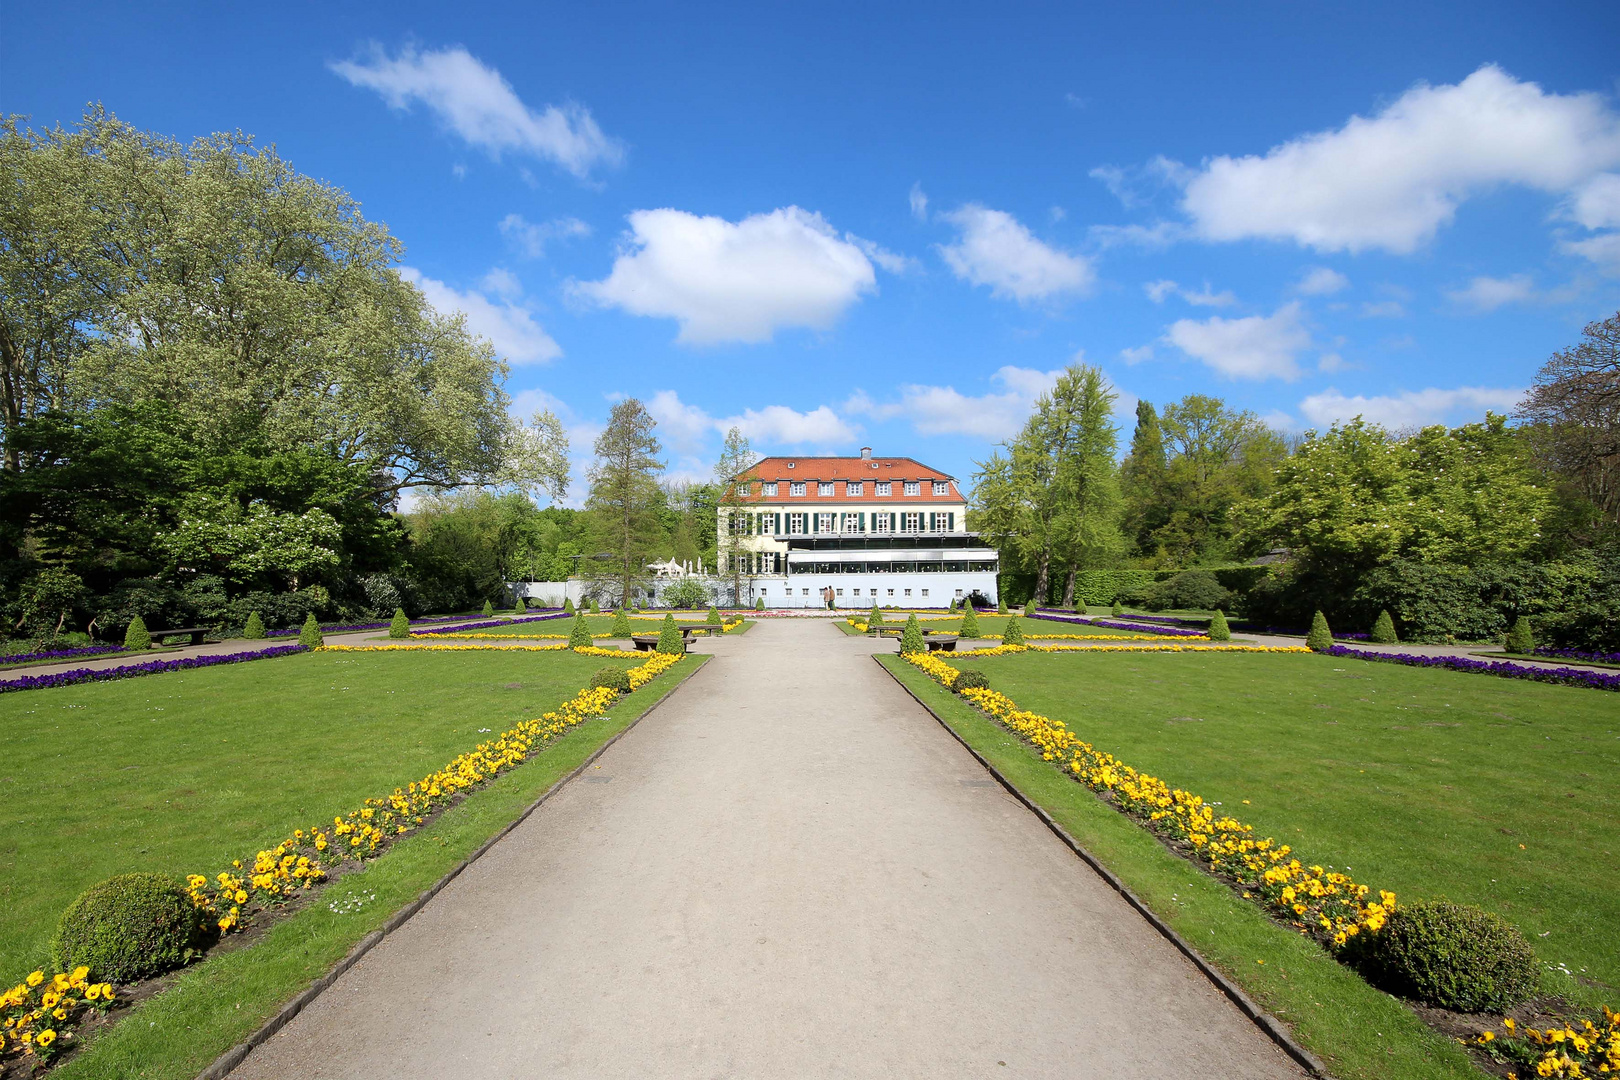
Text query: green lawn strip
0 648 645 974
879 656 1479 1080
442 614 741 638
49 654 705 1080
953 651 1618 1002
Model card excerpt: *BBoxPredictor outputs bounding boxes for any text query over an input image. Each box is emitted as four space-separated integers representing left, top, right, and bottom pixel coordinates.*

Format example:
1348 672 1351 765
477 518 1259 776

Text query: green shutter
949 511 955 531
860 511 866 532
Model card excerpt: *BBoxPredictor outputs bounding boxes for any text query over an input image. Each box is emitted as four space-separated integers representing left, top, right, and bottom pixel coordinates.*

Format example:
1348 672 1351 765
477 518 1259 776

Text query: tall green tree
1053 367 1125 606
1120 400 1169 555
1142 395 1285 562
1517 309 1619 537
586 398 664 605
714 426 761 606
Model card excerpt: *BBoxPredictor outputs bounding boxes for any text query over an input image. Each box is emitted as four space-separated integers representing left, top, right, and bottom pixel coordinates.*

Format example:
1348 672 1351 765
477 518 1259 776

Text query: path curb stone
877 655 1332 1080
195 655 710 1080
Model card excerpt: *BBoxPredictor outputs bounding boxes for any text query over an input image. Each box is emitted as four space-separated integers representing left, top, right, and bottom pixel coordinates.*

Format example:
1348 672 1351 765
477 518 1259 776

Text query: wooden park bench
923 634 959 652
156 627 211 646
686 623 728 637
869 626 938 638
630 634 685 653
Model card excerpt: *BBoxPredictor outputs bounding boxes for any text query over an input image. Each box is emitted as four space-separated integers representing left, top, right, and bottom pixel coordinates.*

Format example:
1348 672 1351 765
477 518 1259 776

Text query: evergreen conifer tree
1001 614 1025 646
656 613 684 654
569 611 593 648
481 599 494 617
755 597 764 610
1208 609 1230 642
706 604 721 626
1024 599 1036 617
515 596 527 612
1505 615 1534 654
899 613 925 655
1306 610 1333 652
242 611 266 640
389 608 410 639
611 607 634 638
997 596 1008 615
298 613 324 648
960 604 980 639
868 605 884 630
590 598 600 614
124 614 151 650
1370 609 1398 644
563 597 575 614
1111 600 1123 617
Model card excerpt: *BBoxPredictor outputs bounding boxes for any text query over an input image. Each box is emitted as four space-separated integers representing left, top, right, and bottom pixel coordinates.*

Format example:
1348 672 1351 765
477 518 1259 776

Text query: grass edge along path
44 653 709 1080
878 655 1480 1080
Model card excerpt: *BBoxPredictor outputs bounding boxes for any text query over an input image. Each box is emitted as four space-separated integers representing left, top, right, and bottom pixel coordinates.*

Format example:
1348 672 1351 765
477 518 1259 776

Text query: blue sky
6 0 1620 499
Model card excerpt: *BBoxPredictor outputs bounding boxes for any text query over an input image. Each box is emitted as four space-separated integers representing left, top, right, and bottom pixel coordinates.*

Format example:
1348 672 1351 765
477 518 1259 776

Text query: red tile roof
735 456 962 503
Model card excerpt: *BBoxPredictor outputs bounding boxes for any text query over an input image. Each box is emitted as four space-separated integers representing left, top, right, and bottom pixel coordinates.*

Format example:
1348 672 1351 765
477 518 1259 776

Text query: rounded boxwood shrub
241 611 266 640
590 665 632 694
123 614 151 651
1363 899 1538 1012
52 873 215 982
953 669 990 692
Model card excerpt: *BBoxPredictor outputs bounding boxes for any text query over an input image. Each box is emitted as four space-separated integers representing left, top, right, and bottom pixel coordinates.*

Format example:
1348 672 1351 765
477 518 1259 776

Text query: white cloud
909 183 929 221
1088 221 1186 250
331 44 623 177
721 404 855 445
1359 300 1407 318
1446 273 1537 311
1567 173 1620 229
1261 409 1301 431
1164 303 1310 381
847 234 918 274
1180 65 1620 253
846 366 1063 440
1317 352 1348 372
1296 267 1350 295
646 389 714 454
1144 279 1235 306
480 267 522 299
1144 279 1178 303
1561 231 1620 274
1300 386 1525 429
499 214 590 258
938 205 1094 303
401 267 561 364
1119 344 1155 365
570 207 878 345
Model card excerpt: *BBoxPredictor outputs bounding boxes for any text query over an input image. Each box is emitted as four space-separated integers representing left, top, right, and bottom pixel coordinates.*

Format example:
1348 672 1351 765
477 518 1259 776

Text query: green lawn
930 650 1619 1000
0 647 646 976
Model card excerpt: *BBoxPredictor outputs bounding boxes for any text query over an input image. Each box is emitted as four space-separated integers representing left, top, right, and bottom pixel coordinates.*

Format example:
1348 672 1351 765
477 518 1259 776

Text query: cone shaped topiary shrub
706 604 721 625
242 611 266 640
1505 615 1534 654
1023 599 1036 617
52 873 215 982
590 665 632 694
959 604 981 639
569 611 593 648
1306 610 1333 651
124 614 151 651
515 595 527 612
611 607 633 637
656 613 684 654
755 597 764 610
298 613 324 648
1361 899 1538 1013
1111 600 1123 617
563 597 575 614
997 596 1008 615
1208 609 1230 642
868 606 884 630
1370 609 1398 644
482 599 495 617
1001 614 1025 646
899 613 925 655
389 608 410 639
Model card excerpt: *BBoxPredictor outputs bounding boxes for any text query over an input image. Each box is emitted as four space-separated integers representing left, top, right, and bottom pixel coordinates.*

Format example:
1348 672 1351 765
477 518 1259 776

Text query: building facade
718 448 999 609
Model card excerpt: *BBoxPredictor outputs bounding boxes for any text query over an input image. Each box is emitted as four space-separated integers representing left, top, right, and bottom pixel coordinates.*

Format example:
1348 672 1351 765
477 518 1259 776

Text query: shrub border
874 655 1330 1079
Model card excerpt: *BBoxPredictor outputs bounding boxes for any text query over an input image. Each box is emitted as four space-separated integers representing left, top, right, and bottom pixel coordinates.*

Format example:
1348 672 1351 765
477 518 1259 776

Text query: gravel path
229 619 1304 1079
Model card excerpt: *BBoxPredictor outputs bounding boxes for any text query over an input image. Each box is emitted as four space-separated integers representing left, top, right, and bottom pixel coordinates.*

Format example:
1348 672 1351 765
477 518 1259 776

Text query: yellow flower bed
904 650 1393 951
1470 1009 1620 1077
324 642 570 652
433 618 743 642
1 967 115 1062
957 643 1310 656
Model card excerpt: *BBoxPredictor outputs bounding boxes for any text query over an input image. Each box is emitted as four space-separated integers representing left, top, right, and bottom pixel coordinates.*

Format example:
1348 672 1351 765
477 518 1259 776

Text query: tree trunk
1061 566 1076 609
1034 548 1051 606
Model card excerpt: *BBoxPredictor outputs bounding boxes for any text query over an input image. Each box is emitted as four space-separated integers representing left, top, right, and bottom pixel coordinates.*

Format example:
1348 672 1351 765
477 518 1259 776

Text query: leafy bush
656 614 684 654
481 599 495 617
241 611 266 640
1145 570 1231 612
1505 615 1534 654
1001 615 1025 646
663 579 707 609
1305 610 1332 651
1362 899 1538 1012
1208 609 1230 641
959 604 980 639
590 665 632 694
52 873 214 982
298 613 323 647
360 573 402 618
389 608 410 639
611 608 633 637
123 614 151 650
568 612 593 648
953 669 990 692
898 614 925 655
1370 609 1397 644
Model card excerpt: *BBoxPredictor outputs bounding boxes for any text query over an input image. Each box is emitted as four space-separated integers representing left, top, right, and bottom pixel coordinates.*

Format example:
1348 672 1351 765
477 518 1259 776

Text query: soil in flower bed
950 650 1618 1006
0 647 643 978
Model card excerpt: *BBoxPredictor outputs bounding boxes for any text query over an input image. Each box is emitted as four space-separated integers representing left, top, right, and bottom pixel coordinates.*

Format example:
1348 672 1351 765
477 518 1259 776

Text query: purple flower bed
263 613 512 638
0 644 308 695
1324 645 1620 692
1231 623 1370 641
0 644 126 665
1037 607 1208 628
410 612 570 636
1532 647 1620 664
1029 612 1208 637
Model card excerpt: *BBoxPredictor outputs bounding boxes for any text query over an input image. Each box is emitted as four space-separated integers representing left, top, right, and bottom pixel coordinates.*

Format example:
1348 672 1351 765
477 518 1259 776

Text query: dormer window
875 481 891 496
736 482 752 496
790 482 806 496
763 482 778 497
846 481 863 496
933 481 950 496
818 482 835 496
904 481 921 496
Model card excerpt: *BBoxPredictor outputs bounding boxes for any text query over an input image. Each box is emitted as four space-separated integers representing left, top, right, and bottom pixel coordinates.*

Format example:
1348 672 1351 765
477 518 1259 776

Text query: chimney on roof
860 446 872 460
